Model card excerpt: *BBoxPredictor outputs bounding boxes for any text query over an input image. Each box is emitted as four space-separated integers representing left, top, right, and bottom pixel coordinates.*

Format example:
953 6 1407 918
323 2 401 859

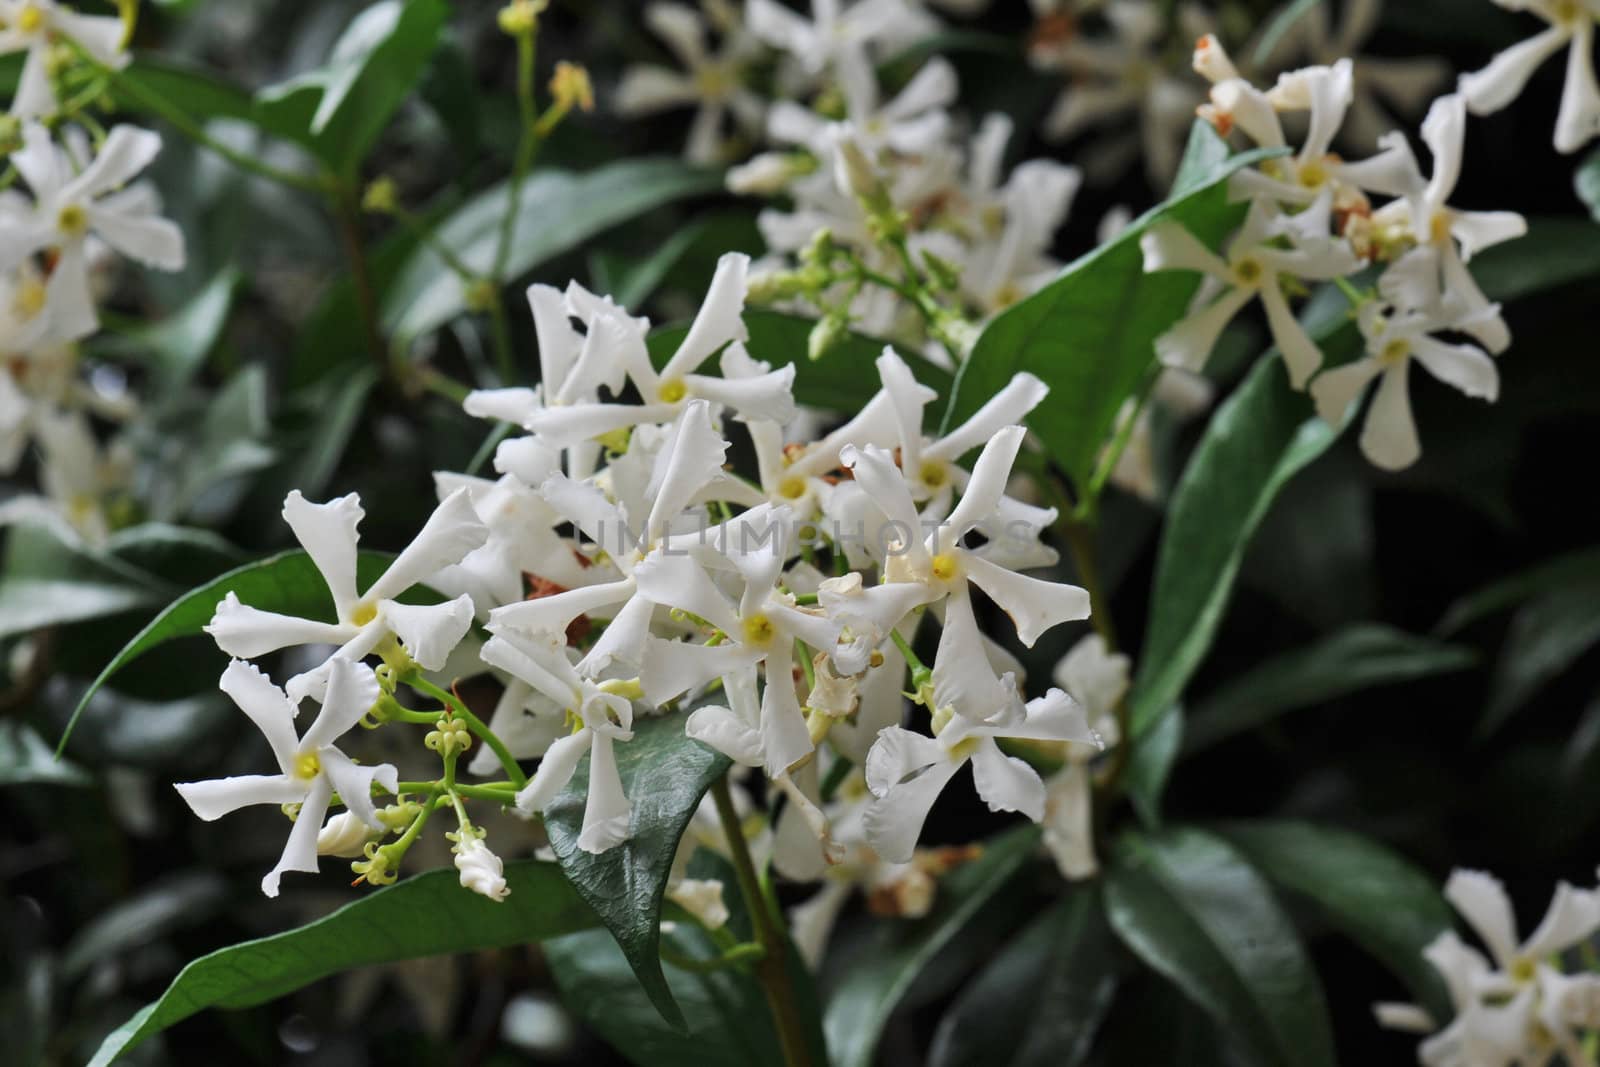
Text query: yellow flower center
947 736 982 762
694 63 732 98
1510 957 1538 984
1379 338 1410 367
778 476 807 500
991 281 1023 308
56 203 88 236
13 278 47 320
1553 0 1583 26
1233 256 1264 287
17 4 44 33
1428 210 1452 246
930 553 960 582
1298 159 1328 189
350 601 379 626
658 379 687 404
294 751 321 780
919 460 949 489
742 613 775 646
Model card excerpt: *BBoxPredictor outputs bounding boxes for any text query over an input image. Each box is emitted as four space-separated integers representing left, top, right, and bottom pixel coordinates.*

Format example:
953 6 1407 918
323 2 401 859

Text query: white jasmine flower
0 124 184 338
174 659 398 897
1310 290 1499 471
1042 634 1129 880
483 626 636 854
614 2 765 164
862 687 1098 863
746 0 937 77
0 0 129 118
1140 194 1361 388
204 489 486 703
1459 0 1600 153
453 834 511 901
666 877 730 928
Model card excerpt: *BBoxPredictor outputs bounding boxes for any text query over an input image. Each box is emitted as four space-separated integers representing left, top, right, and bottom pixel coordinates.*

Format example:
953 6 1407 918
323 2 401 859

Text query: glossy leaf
543 715 732 1030
1105 826 1336 1067
0 522 169 641
1184 624 1477 755
823 824 1040 1067
102 524 246 590
940 122 1284 492
0 722 91 787
382 159 723 342
61 873 228 979
1436 546 1600 635
1216 819 1453 1018
255 0 448 174
1482 582 1600 737
1470 217 1600 301
1129 347 1354 738
88 861 598 1066
928 884 1117 1067
1124 702 1184 826
59 550 402 752
92 269 242 391
646 309 954 416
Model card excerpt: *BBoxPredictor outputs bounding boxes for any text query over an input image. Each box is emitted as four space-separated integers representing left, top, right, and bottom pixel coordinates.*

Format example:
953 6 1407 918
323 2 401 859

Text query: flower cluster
174 252 1113 930
1378 868 1600 1066
1 1 186 540
1141 38 1524 470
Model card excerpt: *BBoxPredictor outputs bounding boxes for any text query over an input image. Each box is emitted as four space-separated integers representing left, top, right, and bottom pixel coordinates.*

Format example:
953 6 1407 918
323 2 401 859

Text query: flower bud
667 878 729 929
497 0 546 37
550 62 594 114
361 177 398 215
454 836 511 901
317 810 380 857
807 312 848 362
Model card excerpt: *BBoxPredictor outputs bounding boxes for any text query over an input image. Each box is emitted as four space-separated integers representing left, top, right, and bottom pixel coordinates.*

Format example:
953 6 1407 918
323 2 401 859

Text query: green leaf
1482 581 1600 737
597 218 712 311
88 861 598 1067
91 268 242 391
543 715 732 1030
1184 624 1478 755
1129 344 1355 737
0 523 169 640
282 365 379 497
61 873 228 979
941 122 1285 493
0 722 91 787
59 549 403 753
1105 826 1336 1067
255 0 448 175
1124 702 1184 825
1253 0 1320 65
382 159 724 343
1216 819 1453 1019
1470 217 1600 302
646 309 954 416
823 824 1040 1067
1436 546 1600 635
928 884 1117 1067
103 524 247 589
1578 149 1600 223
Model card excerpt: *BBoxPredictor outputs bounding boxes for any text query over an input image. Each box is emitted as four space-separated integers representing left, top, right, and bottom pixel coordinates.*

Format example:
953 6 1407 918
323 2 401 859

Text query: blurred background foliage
2 0 1599 1064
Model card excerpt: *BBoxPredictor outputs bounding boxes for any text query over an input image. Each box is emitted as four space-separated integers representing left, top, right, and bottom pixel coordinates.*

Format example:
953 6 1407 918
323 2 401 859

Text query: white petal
1555 27 1600 153
942 425 1026 544
645 399 730 540
1444 868 1521 970
380 595 475 671
493 435 561 486
864 725 945 797
50 9 128 67
1140 221 1230 280
173 773 304 822
283 624 389 705
927 373 1048 464
1155 285 1254 373
217 659 300 774
683 365 797 425
578 731 632 853
962 553 1090 648
262 775 331 897
363 488 488 605
840 443 928 567
481 627 582 710
932 588 1022 719
204 591 350 658
1361 363 1421 471
632 551 741 634
282 490 364 618
490 578 634 636
1460 25 1570 116
686 703 765 766
1373 1002 1436 1034
640 635 762 706
1053 634 1130 724
862 758 961 864
319 746 398 829
516 729 592 814
969 738 1046 820
1522 882 1600 959
614 65 700 115
85 203 185 271
1310 358 1382 427
302 657 382 750
63 125 160 200
580 593 657 677
535 474 630 555
660 252 749 381
464 386 540 423
1410 337 1498 402
1010 687 1101 745
760 640 814 777
9 46 55 121
528 283 582 390
1449 210 1527 262
1042 762 1097 879
1260 282 1324 391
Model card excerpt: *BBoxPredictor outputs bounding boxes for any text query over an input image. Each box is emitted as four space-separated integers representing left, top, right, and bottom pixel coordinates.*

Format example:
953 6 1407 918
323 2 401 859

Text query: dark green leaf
0 523 169 640
1124 702 1184 826
941 122 1285 492
1436 546 1600 635
0 722 91 787
543 716 732 1029
1578 150 1600 223
382 159 724 342
255 0 448 174
92 269 241 391
1105 826 1336 1067
284 365 379 497
823 824 1040 1067
112 57 316 150
1215 819 1453 1018
88 861 598 1067
59 550 402 753
646 309 953 416
1470 217 1600 302
928 884 1117 1067
103 524 247 589
602 219 712 310
1184 624 1477 755
61 873 228 979
1129 345 1355 737
1482 582 1600 737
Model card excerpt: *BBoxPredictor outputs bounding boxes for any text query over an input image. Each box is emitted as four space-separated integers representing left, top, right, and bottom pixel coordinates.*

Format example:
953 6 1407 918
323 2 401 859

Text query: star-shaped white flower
1459 0 1600 153
174 658 397 897
0 0 128 118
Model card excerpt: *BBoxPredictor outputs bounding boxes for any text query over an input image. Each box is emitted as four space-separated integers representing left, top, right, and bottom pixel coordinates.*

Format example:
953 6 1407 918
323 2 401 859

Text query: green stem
660 940 766 973
333 188 392 386
408 674 530 790
1084 367 1159 507
712 777 812 1067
